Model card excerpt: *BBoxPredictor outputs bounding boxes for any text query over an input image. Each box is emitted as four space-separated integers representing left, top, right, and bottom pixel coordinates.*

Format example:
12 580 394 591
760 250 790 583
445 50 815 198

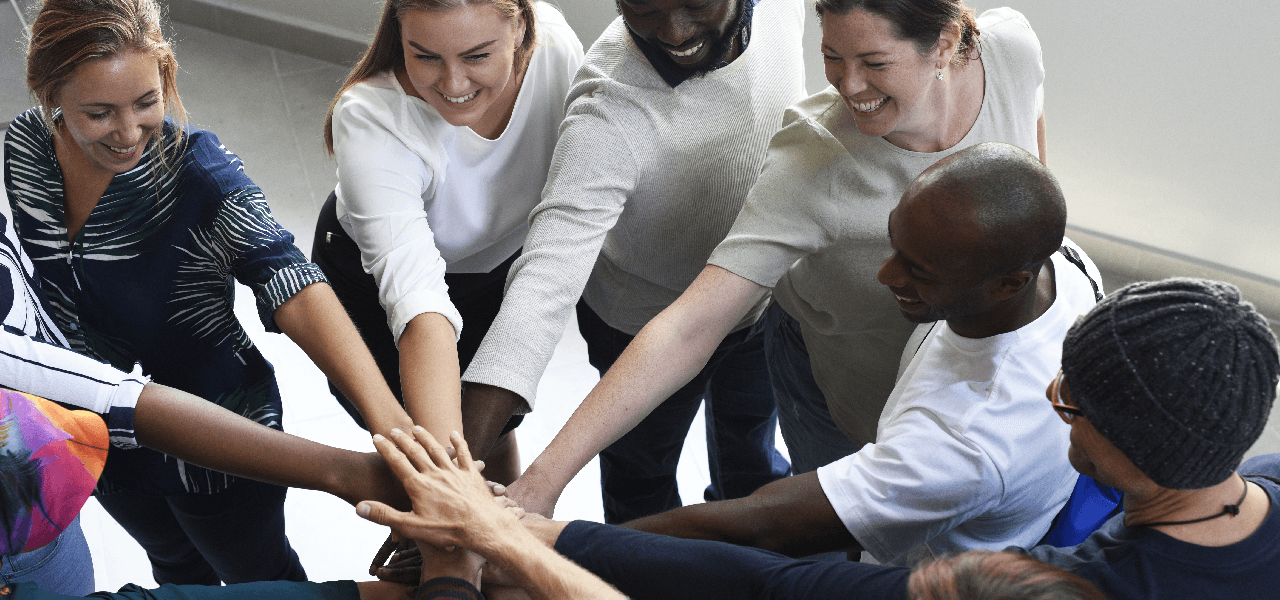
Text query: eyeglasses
1048 369 1084 423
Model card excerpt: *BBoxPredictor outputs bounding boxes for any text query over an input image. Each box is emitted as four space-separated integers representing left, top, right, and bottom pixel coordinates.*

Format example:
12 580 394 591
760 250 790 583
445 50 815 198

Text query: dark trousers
576 300 791 524
759 302 862 475
311 192 521 432
94 479 305 586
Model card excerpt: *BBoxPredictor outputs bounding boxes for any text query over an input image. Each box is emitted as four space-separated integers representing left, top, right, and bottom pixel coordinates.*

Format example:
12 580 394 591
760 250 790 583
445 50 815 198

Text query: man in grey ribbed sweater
460 0 808 522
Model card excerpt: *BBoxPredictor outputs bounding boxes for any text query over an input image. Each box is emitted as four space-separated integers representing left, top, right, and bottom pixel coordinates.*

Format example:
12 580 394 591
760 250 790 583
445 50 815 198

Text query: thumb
357 501 407 529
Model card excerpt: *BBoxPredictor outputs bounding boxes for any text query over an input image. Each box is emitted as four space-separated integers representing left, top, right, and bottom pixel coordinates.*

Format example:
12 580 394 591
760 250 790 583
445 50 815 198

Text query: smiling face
877 198 991 327
821 9 952 148
617 0 740 74
398 4 524 132
55 49 165 176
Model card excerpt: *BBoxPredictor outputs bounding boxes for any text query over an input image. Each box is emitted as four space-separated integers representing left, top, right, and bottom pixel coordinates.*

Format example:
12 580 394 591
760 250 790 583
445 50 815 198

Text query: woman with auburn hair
5 0 418 587
311 0 583 481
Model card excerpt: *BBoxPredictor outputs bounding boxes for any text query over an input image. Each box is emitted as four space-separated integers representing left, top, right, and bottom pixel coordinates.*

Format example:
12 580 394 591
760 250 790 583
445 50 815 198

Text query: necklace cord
1132 474 1250 529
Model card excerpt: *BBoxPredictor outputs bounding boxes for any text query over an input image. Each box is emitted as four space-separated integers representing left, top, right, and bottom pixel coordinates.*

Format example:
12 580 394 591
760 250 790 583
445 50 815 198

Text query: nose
832 63 866 98
656 11 697 48
877 252 907 288
439 61 471 96
112 111 147 148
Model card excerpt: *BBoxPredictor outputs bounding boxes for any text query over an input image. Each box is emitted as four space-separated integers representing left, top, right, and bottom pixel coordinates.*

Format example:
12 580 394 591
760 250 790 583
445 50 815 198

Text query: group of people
0 0 1276 599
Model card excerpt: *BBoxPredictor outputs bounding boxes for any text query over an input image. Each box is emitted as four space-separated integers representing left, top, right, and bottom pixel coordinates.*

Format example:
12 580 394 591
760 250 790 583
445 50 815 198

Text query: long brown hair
323 0 537 153
26 0 187 164
814 0 980 65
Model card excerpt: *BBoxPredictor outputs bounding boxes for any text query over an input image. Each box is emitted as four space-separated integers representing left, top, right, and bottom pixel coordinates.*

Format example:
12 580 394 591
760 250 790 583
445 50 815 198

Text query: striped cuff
414 577 484 600
258 262 328 332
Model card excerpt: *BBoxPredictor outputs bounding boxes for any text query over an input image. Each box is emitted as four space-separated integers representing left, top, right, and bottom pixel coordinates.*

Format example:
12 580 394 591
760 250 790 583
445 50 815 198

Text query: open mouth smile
441 90 479 104
850 97 889 113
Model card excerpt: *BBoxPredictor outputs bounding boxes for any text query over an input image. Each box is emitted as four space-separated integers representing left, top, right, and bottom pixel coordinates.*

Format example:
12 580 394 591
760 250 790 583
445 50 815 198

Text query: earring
936 69 944 81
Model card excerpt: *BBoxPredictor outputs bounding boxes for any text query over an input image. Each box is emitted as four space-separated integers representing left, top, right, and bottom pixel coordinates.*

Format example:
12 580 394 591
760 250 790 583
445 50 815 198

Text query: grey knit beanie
1061 278 1279 490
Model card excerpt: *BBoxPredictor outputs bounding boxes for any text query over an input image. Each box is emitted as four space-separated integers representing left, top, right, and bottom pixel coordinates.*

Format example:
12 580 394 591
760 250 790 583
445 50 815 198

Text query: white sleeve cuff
388 288 464 345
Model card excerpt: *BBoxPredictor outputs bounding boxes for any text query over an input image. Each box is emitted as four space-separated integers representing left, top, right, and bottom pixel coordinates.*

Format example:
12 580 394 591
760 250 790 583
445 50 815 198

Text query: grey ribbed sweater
462 0 807 408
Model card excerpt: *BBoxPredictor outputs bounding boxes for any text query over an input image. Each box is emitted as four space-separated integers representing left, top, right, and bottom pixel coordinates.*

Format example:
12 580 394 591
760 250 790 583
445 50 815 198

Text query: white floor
77 282 774 589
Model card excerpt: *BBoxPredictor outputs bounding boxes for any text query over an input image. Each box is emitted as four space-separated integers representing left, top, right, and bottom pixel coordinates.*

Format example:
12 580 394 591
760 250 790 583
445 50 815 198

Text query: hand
358 427 516 550
369 534 420 584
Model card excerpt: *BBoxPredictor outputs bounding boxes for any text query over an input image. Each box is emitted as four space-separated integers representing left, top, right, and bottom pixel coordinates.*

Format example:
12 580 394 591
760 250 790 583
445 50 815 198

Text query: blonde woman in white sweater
312 0 583 483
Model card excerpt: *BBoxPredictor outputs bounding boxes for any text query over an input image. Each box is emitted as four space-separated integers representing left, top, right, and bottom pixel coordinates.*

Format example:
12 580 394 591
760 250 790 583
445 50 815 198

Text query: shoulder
180 126 257 197
333 71 405 128
4 108 53 157
530 1 580 55
977 8 1042 64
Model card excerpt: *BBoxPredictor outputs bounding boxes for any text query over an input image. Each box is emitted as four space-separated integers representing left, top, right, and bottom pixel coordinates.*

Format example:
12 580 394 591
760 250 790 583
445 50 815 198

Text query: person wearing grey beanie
1024 277 1280 600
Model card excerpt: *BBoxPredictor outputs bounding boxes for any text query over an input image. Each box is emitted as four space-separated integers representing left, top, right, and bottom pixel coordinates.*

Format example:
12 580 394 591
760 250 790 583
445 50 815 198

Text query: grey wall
163 0 1279 295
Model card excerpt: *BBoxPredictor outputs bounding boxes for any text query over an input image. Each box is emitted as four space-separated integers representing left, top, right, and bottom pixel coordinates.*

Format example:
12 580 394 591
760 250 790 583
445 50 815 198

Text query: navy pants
758 302 862 475
576 300 790 524
94 478 305 586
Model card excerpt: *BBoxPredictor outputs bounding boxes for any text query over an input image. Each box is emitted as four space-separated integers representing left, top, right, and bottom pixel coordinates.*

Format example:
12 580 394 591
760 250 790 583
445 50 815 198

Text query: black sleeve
554 521 910 600
414 577 484 600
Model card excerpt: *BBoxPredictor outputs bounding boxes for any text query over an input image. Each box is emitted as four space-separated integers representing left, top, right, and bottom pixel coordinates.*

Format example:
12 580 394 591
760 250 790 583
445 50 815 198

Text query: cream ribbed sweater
463 0 807 408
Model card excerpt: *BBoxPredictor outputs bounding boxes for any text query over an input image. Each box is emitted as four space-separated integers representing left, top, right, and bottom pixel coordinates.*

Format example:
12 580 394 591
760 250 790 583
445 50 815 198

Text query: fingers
449 431 476 471
487 481 507 496
368 532 399 577
407 426 457 471
369 433 422 484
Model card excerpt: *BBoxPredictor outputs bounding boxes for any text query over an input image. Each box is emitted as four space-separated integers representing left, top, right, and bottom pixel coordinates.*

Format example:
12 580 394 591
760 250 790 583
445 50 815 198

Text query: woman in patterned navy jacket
3 0 424 588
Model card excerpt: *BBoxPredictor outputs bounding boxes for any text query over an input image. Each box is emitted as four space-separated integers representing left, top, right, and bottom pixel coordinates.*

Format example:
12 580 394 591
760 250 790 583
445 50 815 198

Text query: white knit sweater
463 0 807 408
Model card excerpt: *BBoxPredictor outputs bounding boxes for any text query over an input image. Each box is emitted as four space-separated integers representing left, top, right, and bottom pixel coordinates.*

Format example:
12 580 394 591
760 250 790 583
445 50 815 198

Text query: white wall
194 0 1280 283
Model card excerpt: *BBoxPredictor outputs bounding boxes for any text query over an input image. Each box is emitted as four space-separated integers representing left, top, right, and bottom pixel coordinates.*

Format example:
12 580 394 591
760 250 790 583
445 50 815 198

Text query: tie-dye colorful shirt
4 109 325 495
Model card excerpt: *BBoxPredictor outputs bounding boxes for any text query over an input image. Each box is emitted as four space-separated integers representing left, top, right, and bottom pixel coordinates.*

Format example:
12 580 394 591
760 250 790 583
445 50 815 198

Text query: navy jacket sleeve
11 580 359 600
555 521 910 600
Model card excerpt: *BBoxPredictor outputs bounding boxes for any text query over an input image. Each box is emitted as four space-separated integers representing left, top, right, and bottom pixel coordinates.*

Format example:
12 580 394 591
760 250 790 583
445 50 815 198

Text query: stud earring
937 69 944 81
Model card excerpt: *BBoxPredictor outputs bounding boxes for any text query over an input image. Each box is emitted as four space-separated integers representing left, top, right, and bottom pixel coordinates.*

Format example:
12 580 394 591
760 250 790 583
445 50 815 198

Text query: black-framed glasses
1048 369 1084 423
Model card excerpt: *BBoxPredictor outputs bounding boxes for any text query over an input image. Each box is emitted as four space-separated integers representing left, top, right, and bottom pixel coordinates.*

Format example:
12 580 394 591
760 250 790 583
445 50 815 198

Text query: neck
1124 474 1269 547
884 54 984 153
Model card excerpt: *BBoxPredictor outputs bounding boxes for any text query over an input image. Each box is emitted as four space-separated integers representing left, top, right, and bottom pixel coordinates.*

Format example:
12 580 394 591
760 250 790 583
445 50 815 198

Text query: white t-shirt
817 241 1101 566
330 2 583 342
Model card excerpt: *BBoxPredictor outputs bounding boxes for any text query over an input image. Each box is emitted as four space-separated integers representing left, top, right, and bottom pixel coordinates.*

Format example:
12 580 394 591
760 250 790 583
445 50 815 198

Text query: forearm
512 266 766 514
554 521 905 600
460 382 525 460
132 383 402 507
478 521 626 600
624 473 859 558
398 312 464 443
275 282 413 436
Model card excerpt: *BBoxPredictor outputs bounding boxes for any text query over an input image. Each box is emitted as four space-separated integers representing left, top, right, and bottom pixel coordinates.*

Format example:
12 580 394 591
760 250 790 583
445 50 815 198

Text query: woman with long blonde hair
311 0 583 480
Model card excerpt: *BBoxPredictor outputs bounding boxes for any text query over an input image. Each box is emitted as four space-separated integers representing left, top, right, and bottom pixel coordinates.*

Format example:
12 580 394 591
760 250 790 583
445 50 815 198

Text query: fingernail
390 428 403 435
452 430 461 437
413 425 425 432
372 434 385 442
357 503 370 518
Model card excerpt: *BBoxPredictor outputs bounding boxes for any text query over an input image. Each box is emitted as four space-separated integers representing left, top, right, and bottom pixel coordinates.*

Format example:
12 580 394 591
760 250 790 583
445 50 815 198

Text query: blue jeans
0 517 93 595
759 302 862 475
94 478 305 585
577 301 790 524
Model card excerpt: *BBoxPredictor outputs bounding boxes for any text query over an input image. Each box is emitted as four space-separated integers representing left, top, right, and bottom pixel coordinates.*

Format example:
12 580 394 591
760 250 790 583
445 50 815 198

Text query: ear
513 12 527 50
989 267 1034 301
933 21 962 68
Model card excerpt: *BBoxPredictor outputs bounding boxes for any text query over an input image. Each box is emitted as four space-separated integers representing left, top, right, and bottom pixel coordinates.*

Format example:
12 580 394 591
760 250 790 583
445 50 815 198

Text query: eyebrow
886 214 940 279
855 51 890 59
79 89 159 109
407 39 498 56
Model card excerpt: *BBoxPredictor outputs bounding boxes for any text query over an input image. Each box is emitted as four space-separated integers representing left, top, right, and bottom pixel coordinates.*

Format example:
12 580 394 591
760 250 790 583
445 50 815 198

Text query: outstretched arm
274 282 418 437
132 382 407 509
623 472 860 558
358 428 627 600
506 265 768 516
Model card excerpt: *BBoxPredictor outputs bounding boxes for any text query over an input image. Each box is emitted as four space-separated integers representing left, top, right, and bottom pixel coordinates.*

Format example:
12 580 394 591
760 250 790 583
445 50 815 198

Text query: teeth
105 143 137 154
443 90 478 104
851 97 889 113
670 41 703 57
895 294 918 304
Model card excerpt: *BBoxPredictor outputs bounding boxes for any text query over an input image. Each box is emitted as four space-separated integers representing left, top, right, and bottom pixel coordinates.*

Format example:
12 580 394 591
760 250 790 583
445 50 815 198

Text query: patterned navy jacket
4 109 326 495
